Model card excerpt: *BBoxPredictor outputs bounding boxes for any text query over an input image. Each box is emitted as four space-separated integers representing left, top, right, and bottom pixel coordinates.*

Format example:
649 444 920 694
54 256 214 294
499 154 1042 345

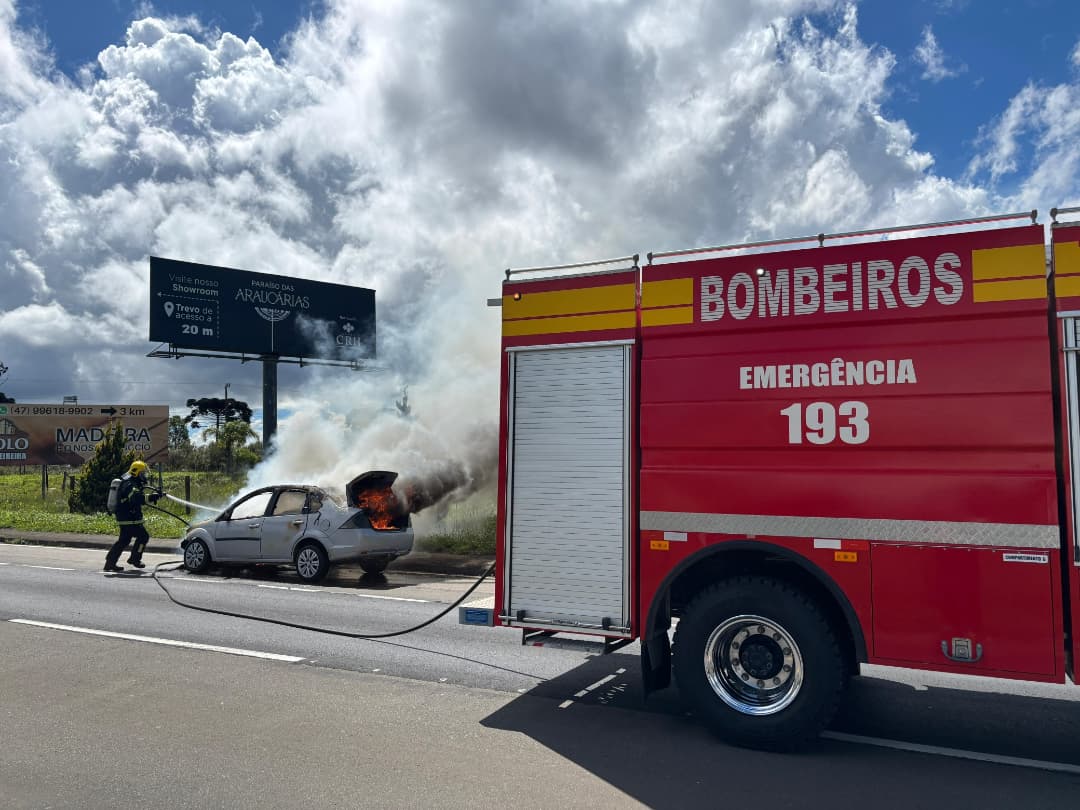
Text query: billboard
149 257 375 360
0 404 169 466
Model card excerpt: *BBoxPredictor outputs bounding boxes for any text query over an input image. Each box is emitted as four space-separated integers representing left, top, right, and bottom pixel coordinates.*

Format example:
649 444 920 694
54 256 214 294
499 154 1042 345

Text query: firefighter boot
127 543 147 568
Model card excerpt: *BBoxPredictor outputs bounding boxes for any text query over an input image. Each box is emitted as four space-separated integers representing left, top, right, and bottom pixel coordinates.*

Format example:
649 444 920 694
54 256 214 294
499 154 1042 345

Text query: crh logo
342 322 355 334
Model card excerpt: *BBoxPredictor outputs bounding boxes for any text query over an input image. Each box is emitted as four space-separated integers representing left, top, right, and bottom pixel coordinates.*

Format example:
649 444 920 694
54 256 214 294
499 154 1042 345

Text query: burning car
180 471 414 582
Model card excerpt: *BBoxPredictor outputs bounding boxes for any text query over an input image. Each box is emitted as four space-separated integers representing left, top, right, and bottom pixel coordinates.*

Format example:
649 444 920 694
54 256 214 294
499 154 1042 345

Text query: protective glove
148 492 162 504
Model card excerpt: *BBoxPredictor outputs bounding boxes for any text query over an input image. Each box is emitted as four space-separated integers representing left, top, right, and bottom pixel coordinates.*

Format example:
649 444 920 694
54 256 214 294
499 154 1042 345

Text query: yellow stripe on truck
1055 239 1080 277
641 278 693 308
971 243 1045 281
1055 276 1080 299
971 278 1047 303
502 283 636 319
642 306 694 327
502 311 636 337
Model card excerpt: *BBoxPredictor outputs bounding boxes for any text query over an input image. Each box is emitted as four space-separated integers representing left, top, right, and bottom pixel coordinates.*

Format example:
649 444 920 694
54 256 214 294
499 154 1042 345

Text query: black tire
672 576 845 752
360 559 389 576
295 542 329 583
182 538 212 574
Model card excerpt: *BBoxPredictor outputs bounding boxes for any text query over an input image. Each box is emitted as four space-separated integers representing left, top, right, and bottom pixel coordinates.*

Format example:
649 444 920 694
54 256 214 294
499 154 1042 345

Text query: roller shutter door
506 344 631 634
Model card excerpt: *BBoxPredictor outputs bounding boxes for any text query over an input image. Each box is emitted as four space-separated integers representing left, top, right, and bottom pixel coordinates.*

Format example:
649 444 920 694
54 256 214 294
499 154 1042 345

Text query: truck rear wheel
673 576 844 752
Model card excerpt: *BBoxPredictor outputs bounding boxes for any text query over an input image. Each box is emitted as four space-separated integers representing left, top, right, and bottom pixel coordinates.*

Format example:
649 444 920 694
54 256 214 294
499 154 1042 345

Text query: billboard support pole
262 356 278 451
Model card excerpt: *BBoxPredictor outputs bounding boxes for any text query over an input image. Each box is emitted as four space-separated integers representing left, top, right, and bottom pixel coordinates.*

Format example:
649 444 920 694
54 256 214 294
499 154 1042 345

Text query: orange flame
356 488 405 530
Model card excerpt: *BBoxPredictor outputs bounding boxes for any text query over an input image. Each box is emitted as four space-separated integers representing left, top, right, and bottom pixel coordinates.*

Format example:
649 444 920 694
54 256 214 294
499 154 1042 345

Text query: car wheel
672 576 845 752
183 538 212 574
295 542 329 583
360 559 389 576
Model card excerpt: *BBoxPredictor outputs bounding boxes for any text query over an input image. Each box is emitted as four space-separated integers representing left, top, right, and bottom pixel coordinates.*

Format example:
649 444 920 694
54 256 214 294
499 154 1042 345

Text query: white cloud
967 78 1080 207
913 25 963 82
0 0 1077 510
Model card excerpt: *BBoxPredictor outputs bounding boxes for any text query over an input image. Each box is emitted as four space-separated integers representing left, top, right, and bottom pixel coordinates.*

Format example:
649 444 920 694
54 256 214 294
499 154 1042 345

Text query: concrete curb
0 529 494 578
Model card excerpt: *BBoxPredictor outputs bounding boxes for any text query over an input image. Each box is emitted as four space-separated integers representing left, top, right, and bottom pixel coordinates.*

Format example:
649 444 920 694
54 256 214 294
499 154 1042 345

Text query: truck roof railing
646 210 1039 265
1052 206 1080 224
505 254 639 280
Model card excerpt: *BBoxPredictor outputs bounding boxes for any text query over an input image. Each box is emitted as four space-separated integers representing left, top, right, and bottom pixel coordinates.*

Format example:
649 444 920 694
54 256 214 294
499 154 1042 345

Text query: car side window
230 491 274 520
273 490 308 516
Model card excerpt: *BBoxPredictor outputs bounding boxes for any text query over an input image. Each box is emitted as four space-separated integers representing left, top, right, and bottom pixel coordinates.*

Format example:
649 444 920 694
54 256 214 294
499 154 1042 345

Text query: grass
417 505 497 556
0 470 245 540
0 469 498 555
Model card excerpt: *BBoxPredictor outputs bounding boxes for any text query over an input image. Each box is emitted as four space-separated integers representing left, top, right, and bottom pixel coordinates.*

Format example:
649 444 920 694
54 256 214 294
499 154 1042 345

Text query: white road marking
168 575 429 601
25 565 75 571
168 577 230 585
8 619 305 663
822 731 1080 775
350 592 428 603
563 670 626 708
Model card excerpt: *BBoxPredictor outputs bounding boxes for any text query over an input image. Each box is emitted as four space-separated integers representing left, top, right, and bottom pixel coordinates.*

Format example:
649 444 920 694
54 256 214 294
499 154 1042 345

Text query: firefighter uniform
104 460 159 572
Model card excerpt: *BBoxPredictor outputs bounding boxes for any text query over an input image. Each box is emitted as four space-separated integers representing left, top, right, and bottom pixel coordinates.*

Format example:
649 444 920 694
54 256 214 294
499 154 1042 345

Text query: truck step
522 628 633 654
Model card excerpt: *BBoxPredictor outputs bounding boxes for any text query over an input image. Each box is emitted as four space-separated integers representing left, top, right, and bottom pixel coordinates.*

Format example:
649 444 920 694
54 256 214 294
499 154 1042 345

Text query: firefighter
103 460 161 573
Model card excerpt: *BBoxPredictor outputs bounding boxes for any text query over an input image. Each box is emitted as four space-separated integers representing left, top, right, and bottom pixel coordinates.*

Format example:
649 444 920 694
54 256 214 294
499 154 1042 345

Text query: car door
213 489 274 561
259 488 311 562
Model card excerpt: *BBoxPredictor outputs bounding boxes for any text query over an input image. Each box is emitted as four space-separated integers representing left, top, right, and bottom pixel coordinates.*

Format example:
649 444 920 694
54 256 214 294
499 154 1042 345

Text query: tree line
166 397 261 473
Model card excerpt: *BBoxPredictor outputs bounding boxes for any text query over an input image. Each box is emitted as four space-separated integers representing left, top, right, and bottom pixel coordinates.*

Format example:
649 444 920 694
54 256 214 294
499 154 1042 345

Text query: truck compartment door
503 343 633 636
871 543 1059 679
1060 314 1080 680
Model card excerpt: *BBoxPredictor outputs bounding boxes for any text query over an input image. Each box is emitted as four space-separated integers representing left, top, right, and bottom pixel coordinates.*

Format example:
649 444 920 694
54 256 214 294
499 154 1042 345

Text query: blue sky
857 0 1080 179
17 0 314 70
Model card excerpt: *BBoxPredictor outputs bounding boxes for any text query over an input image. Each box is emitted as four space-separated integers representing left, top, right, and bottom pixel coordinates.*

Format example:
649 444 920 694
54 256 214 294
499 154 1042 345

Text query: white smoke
243 267 502 534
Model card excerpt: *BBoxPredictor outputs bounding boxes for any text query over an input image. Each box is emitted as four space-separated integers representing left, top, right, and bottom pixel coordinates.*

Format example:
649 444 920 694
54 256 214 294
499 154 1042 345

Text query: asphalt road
3 542 1080 809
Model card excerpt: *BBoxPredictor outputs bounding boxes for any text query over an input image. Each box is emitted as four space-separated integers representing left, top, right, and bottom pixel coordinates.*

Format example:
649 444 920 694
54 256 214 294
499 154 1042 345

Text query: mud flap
641 630 671 696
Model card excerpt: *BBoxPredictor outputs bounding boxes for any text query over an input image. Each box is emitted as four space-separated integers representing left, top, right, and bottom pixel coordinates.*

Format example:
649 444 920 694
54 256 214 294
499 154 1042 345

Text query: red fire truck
464 207 1080 751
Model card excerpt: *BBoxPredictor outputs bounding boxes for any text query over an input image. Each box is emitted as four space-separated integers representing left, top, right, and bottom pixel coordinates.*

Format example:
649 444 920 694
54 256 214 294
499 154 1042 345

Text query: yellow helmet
128 460 148 477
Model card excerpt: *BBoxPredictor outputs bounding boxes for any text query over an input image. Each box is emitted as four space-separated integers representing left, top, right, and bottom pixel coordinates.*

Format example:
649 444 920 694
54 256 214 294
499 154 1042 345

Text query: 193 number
780 401 869 445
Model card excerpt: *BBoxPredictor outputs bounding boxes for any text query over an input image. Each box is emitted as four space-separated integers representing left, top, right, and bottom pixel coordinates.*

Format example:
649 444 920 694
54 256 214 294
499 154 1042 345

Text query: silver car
180 472 414 582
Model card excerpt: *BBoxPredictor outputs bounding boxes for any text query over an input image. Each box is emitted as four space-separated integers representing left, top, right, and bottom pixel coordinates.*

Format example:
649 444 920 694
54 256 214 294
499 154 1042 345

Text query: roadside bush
67 422 135 514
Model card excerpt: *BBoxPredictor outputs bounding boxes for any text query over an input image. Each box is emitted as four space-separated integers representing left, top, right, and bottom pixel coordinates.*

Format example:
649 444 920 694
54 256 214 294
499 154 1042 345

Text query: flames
355 488 407 531
352 459 476 530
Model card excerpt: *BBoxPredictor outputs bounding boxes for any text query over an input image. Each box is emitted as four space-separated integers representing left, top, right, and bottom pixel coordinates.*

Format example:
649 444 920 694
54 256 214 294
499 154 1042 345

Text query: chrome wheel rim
703 614 804 716
297 547 321 579
184 541 205 570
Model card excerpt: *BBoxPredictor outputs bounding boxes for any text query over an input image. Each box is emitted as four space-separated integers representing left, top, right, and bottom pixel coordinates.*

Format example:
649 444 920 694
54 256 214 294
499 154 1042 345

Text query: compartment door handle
941 640 983 663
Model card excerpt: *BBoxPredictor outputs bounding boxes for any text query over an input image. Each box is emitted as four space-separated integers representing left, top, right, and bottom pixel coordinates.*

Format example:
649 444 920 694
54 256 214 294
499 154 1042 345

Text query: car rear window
273 490 308 516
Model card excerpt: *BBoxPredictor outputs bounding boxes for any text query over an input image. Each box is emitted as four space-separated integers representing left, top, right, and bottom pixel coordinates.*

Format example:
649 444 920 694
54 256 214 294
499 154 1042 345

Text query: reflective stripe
639 511 1059 549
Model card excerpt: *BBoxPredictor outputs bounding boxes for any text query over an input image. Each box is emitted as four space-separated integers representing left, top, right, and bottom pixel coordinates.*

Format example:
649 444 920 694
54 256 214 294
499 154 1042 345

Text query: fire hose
144 491 500 641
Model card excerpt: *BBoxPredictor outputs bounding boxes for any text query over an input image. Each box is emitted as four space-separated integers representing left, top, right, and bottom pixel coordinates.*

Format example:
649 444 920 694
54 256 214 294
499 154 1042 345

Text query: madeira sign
0 404 168 466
